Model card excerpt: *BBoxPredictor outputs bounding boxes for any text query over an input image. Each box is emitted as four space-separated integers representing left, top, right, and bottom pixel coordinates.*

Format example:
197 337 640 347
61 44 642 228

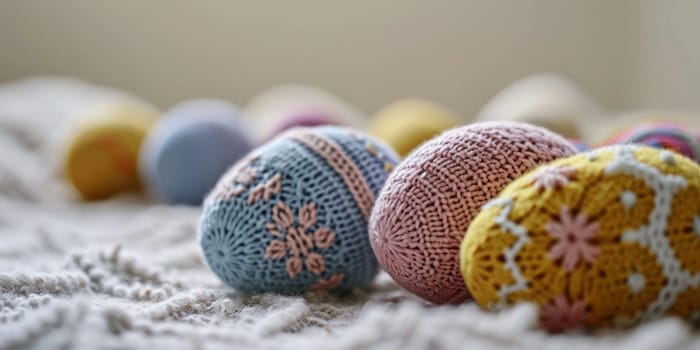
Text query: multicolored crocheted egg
199 126 399 294
604 121 700 163
140 99 253 205
368 99 459 157
63 100 158 200
370 121 576 304
461 145 700 331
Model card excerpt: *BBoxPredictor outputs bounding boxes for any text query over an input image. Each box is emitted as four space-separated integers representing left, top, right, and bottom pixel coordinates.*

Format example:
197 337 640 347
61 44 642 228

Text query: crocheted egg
569 139 591 153
252 111 344 144
604 121 700 163
266 112 339 139
368 99 459 157
199 126 399 294
140 99 253 205
370 121 576 304
63 100 158 200
461 145 700 331
245 84 365 142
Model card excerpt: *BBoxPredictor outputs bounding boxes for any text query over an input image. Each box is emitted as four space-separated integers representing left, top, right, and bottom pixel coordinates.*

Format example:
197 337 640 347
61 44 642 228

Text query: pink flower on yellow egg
531 165 577 191
546 206 600 272
540 295 590 332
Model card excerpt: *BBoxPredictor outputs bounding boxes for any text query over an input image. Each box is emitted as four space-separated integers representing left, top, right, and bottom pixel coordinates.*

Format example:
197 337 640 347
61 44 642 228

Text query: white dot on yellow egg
587 151 599 161
620 191 637 210
660 151 675 165
627 272 646 294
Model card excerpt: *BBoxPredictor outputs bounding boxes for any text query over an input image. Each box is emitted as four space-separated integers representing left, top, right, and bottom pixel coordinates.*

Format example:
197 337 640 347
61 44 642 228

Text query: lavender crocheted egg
199 126 399 294
369 121 577 304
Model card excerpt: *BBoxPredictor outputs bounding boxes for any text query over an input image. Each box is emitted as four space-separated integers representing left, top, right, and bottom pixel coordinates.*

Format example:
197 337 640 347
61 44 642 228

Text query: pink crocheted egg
369 121 577 304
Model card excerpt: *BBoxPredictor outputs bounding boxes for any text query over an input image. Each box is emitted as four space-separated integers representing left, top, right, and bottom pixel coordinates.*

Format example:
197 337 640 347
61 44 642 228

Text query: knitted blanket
1 78 698 350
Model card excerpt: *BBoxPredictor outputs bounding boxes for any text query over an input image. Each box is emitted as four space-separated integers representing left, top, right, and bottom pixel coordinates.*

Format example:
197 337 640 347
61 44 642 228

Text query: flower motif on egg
310 273 345 291
461 145 700 330
199 127 399 295
531 165 577 191
546 206 600 272
264 201 337 279
540 295 590 332
209 155 260 200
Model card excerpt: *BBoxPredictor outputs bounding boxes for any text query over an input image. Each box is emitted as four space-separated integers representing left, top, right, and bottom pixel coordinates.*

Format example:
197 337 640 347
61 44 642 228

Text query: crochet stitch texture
370 121 576 304
461 145 700 331
199 126 399 294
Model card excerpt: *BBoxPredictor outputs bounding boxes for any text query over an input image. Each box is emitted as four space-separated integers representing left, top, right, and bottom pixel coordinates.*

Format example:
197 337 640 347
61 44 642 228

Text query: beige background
1 0 699 117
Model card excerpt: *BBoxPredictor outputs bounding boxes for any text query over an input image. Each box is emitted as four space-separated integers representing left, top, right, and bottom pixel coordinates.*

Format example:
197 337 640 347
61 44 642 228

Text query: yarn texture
461 145 700 331
604 121 700 162
370 121 576 304
199 126 399 294
12 78 700 350
140 99 253 205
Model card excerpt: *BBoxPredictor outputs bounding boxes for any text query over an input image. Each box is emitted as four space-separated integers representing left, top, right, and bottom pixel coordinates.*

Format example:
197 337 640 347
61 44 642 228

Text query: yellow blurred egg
64 100 158 200
368 99 459 157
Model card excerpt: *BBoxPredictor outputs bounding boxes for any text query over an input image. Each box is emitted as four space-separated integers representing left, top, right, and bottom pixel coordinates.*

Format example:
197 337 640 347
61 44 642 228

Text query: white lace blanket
0 78 697 350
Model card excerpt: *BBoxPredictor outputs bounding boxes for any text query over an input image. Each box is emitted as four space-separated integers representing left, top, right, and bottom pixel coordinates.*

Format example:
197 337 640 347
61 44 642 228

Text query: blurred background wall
0 0 698 117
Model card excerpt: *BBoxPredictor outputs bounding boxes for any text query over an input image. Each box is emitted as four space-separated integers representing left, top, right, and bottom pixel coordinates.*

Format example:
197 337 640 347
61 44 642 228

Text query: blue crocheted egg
199 126 399 294
569 139 591 153
140 99 253 205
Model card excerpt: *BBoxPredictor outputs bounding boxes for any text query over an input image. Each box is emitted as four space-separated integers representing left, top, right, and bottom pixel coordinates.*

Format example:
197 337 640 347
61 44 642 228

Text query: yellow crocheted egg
368 99 459 157
64 101 158 200
460 145 700 331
